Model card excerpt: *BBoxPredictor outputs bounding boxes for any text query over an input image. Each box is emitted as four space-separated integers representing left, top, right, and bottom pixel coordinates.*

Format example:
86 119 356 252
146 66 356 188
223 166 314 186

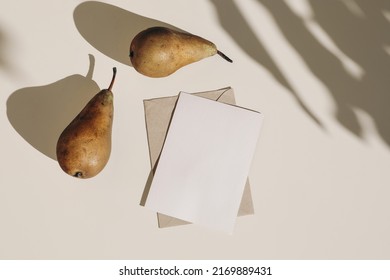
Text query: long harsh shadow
73 1 182 67
256 0 390 147
209 0 323 128
6 55 100 160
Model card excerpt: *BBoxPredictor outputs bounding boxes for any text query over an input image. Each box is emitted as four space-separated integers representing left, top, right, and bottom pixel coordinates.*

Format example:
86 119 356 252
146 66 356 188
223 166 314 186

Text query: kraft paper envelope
144 91 263 233
142 87 262 232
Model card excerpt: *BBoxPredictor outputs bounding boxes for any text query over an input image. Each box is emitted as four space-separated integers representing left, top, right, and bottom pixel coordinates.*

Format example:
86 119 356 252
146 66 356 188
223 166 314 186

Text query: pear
129 26 232 78
56 67 117 179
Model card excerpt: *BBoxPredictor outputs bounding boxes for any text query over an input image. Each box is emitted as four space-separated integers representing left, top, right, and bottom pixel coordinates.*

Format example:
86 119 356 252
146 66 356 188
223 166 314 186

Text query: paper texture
142 88 255 228
143 90 263 233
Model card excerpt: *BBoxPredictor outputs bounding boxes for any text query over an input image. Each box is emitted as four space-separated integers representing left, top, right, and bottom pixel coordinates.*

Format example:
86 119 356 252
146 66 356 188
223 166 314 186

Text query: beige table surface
1 0 390 259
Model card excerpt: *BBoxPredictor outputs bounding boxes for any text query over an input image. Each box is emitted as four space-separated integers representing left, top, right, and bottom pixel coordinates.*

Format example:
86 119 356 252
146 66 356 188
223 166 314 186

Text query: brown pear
56 67 117 179
129 26 232 78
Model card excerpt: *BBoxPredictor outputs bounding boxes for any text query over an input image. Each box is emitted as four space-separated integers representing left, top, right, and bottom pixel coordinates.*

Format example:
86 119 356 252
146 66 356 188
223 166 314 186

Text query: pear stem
217 50 233 63
108 67 117 91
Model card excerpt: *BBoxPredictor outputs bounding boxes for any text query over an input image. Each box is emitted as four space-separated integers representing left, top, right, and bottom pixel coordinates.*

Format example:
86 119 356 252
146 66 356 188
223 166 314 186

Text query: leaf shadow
258 0 390 147
0 26 18 77
209 0 324 128
0 28 7 71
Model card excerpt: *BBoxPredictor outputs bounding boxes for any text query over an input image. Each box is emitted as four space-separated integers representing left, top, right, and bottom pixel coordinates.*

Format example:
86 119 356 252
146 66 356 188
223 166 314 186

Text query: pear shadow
6 55 100 160
73 1 182 67
257 0 390 147
209 0 323 128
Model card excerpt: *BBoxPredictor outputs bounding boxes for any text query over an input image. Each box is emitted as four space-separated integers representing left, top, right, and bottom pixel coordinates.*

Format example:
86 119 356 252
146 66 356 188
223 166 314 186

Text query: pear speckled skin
56 68 116 179
129 27 232 78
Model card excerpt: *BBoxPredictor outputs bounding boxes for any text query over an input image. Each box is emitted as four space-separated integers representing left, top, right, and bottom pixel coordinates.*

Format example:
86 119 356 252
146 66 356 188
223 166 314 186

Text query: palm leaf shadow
210 0 323 127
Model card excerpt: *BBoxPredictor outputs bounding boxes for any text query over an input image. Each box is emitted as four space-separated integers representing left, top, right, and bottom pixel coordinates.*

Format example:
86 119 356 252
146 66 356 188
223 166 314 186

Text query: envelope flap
157 213 190 228
144 96 178 167
143 87 234 167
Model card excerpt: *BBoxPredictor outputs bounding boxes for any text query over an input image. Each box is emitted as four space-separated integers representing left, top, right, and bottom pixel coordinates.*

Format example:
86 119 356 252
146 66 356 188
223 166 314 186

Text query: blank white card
145 92 263 233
